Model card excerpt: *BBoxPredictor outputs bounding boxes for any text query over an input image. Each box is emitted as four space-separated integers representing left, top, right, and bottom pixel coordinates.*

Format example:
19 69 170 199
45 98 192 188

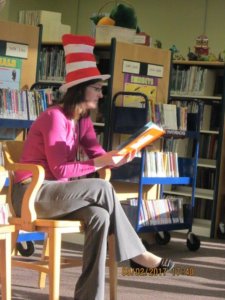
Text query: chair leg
48 228 62 300
108 234 117 300
39 235 49 289
0 232 12 300
11 230 19 255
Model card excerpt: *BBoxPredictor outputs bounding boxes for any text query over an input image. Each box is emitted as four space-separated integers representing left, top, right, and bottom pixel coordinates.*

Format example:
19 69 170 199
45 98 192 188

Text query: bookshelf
108 39 171 199
0 20 40 139
0 20 39 89
169 60 225 238
0 20 44 255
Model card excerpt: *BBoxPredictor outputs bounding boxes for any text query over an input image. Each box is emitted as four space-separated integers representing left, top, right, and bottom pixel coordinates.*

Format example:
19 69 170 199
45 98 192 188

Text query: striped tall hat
60 34 110 93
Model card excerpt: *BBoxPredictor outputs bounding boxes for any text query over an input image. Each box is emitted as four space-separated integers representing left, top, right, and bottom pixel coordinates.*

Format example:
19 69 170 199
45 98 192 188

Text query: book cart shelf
110 91 201 251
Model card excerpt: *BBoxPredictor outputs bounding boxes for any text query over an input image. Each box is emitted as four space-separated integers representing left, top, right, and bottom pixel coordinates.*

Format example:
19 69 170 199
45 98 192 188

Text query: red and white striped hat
60 34 110 93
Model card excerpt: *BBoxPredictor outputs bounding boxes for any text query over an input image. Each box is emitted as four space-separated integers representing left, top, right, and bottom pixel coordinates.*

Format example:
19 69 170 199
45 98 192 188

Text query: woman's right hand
93 149 136 170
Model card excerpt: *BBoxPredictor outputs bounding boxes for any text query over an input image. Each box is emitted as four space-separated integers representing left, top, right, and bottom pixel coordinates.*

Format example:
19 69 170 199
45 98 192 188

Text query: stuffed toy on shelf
91 2 140 32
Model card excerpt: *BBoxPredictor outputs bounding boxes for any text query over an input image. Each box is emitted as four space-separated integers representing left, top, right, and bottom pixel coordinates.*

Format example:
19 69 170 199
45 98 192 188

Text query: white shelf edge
38 79 64 84
93 122 105 127
200 129 219 135
197 158 216 168
170 93 222 100
164 187 214 200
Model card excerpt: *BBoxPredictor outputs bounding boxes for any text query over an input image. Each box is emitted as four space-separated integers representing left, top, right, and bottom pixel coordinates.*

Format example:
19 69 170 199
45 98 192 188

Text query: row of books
122 197 184 227
0 88 54 120
163 138 194 158
39 46 65 81
144 151 179 177
170 66 216 96
199 134 218 160
194 198 212 220
151 103 187 131
163 132 218 160
196 168 215 189
150 101 203 132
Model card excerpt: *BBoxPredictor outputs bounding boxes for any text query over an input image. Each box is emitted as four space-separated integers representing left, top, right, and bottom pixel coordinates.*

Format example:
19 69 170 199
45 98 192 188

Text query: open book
116 121 165 155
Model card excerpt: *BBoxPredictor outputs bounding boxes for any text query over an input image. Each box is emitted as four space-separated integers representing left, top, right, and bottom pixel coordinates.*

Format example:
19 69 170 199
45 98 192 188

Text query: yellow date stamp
171 267 195 276
121 266 196 277
122 266 167 276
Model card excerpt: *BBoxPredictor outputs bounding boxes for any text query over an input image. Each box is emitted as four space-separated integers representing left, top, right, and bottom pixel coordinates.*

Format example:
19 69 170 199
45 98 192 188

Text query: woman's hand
93 149 136 170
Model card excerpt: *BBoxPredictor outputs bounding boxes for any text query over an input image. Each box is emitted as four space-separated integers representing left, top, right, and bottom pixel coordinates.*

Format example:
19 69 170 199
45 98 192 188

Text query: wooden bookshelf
170 60 225 237
0 20 40 89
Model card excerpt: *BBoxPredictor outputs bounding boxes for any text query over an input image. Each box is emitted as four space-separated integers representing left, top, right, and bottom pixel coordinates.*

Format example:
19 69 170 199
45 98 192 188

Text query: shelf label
147 64 164 78
6 42 28 59
123 60 140 74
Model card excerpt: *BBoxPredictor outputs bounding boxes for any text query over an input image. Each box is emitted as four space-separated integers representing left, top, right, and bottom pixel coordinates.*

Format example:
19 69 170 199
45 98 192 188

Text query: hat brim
59 74 111 94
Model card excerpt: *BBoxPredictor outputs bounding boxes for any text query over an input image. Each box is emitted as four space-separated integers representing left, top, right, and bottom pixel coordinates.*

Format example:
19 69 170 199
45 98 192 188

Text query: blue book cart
110 92 201 251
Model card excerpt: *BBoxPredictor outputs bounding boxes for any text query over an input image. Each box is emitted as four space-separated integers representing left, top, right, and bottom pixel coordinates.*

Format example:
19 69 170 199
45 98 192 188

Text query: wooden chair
2 140 117 300
0 224 15 300
0 165 15 300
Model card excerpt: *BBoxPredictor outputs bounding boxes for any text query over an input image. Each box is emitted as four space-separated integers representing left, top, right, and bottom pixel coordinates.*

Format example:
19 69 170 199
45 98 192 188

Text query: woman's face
84 81 104 110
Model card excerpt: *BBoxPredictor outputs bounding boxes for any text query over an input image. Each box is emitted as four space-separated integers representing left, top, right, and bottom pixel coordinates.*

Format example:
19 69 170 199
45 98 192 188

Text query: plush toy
91 3 139 32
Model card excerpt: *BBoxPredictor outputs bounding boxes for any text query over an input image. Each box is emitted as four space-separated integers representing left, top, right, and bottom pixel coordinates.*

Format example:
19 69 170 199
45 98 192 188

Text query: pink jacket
15 105 105 182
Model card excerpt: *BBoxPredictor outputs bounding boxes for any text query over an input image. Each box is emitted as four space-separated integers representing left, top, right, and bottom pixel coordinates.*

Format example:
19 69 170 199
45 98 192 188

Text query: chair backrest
2 141 45 230
3 141 25 164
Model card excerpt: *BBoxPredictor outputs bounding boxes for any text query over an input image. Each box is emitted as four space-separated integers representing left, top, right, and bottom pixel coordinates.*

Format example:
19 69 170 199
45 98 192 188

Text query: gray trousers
13 178 146 300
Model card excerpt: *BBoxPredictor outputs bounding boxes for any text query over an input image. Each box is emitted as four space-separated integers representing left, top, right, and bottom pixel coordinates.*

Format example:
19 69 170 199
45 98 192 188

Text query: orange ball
97 16 115 26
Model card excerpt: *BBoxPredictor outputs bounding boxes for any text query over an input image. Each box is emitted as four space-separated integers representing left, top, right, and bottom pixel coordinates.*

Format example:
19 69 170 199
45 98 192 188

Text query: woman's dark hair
61 79 101 118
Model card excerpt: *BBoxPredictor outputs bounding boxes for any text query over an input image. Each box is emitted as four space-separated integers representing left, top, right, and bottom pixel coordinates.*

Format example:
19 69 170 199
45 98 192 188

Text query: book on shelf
144 151 179 177
116 121 165 156
198 69 216 96
18 10 71 43
151 102 188 131
0 88 56 121
167 197 184 223
0 203 9 225
200 104 212 131
162 103 178 130
171 66 217 96
121 197 184 227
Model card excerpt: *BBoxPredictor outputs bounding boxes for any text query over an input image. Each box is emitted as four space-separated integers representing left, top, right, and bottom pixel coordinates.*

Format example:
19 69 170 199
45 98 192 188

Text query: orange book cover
116 121 165 155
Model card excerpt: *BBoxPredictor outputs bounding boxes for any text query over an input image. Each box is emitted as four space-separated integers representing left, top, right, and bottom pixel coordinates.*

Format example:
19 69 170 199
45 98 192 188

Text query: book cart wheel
16 241 35 257
186 232 200 251
155 231 171 245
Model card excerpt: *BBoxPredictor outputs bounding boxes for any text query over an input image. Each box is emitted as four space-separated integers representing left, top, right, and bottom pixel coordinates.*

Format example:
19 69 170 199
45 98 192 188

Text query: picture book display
0 56 22 89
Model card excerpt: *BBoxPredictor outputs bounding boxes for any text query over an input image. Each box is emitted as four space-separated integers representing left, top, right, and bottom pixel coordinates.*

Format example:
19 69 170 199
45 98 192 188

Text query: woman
13 34 174 300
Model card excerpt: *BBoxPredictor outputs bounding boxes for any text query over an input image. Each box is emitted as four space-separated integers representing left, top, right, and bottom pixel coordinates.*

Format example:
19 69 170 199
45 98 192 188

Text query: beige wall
0 0 225 57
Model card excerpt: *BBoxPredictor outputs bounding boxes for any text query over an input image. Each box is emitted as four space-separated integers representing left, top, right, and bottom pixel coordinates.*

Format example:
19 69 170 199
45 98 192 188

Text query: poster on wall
0 55 22 89
123 73 158 108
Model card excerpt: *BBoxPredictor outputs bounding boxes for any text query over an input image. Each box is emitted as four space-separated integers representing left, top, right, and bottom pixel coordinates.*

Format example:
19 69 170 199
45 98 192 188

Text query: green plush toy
110 3 137 29
91 3 139 32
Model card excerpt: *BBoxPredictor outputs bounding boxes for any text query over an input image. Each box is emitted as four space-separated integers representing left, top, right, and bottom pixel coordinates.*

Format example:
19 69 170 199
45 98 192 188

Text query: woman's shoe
130 258 175 272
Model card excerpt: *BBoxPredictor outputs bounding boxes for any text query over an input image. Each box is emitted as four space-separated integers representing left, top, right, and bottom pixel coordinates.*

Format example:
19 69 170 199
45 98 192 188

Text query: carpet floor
6 232 225 300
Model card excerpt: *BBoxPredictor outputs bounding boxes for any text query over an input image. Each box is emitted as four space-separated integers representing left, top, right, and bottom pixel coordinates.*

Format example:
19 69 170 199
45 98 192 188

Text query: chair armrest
8 162 45 227
97 168 111 181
